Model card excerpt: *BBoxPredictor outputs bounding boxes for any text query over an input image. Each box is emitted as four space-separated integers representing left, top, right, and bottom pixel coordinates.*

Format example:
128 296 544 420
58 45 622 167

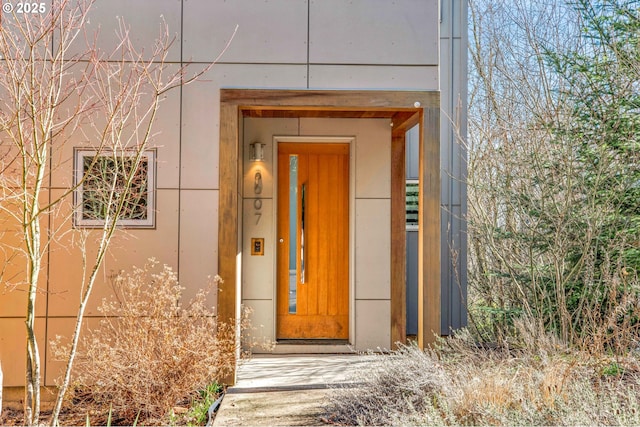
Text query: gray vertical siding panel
439 0 468 333
458 0 470 332
406 231 419 336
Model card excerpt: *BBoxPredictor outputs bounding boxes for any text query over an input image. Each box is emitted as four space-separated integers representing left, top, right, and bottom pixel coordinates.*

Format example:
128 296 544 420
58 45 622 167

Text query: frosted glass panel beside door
288 155 298 314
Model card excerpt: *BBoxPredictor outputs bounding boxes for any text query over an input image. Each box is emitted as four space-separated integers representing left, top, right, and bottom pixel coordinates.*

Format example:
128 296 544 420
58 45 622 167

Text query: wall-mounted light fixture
250 141 265 162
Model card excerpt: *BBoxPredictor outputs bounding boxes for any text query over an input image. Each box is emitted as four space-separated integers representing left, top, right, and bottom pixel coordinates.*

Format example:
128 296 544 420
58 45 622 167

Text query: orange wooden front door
277 143 349 339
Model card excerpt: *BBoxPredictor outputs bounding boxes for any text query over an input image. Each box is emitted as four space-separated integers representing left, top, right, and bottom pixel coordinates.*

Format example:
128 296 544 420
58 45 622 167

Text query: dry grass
51 259 248 425
325 345 453 426
326 329 640 426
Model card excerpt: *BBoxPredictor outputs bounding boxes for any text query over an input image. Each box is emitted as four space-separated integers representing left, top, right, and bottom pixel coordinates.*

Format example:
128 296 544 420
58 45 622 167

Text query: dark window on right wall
406 180 419 229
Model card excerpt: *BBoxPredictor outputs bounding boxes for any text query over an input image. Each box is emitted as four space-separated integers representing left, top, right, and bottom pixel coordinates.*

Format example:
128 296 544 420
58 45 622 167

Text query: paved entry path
212 354 375 426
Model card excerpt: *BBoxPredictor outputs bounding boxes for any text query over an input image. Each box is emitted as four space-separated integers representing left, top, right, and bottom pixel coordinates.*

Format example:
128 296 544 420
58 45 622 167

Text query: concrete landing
212 354 374 426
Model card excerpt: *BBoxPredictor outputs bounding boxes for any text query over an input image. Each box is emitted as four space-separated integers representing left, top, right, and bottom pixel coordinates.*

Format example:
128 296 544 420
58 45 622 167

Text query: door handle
300 182 306 284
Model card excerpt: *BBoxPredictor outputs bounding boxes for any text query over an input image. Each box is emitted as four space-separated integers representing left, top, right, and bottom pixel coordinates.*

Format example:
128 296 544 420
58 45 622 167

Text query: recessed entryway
218 89 441 383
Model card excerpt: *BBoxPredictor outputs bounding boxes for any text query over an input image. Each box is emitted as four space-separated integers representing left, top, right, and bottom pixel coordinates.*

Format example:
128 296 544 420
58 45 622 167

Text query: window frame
73 148 157 229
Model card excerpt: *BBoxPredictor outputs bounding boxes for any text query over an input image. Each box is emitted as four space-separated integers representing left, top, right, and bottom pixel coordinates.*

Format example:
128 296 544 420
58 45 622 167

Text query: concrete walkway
212 354 375 426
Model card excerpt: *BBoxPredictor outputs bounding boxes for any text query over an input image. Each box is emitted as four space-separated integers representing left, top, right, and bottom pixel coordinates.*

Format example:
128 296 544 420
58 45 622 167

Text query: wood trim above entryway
218 89 440 382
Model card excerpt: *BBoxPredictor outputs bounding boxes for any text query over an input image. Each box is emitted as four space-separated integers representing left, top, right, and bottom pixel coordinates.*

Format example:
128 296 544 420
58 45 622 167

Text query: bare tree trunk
24 320 40 427
24 255 42 427
23 156 46 426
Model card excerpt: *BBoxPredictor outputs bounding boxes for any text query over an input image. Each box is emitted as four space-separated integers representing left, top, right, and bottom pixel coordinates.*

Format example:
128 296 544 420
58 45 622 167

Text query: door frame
272 136 356 343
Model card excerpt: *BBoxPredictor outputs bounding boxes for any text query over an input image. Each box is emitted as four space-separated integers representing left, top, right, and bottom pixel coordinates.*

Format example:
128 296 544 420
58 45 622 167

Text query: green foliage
602 361 625 377
541 0 640 342
469 305 523 343
184 383 223 426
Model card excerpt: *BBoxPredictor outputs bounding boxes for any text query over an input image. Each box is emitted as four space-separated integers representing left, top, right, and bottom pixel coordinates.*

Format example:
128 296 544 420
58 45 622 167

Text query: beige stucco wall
0 0 456 387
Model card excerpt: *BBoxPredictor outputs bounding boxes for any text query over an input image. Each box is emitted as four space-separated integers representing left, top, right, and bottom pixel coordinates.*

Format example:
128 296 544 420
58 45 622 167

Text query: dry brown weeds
50 259 248 425
326 329 640 426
